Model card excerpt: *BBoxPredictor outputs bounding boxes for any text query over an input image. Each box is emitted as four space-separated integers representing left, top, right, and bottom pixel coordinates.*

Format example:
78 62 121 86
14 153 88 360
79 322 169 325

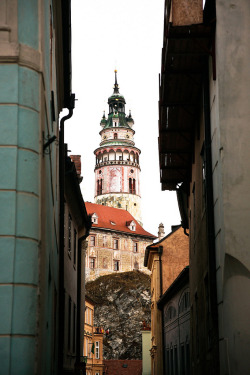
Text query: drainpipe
203 61 219 358
58 94 75 374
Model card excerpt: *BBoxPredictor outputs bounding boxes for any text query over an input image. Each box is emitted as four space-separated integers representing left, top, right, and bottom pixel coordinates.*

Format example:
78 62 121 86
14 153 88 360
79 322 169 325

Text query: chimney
70 155 82 182
158 223 165 240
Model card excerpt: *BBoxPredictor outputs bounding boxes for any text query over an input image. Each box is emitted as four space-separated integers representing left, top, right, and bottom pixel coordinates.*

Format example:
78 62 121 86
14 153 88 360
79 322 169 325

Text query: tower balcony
99 139 135 147
95 160 140 169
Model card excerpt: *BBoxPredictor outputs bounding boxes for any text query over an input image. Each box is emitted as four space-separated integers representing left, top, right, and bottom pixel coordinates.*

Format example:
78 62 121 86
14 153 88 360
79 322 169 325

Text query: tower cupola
94 70 142 225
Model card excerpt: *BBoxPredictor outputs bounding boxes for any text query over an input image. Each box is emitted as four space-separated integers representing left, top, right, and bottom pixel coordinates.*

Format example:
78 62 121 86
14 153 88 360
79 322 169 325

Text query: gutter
58 93 75 373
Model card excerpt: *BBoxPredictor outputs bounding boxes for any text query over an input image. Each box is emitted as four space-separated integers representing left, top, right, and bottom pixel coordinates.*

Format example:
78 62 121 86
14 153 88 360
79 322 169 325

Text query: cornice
0 42 41 72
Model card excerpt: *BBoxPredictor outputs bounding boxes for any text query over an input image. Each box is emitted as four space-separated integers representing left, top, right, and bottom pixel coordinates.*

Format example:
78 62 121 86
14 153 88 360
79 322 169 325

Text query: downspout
58 94 75 374
76 217 91 374
203 60 219 367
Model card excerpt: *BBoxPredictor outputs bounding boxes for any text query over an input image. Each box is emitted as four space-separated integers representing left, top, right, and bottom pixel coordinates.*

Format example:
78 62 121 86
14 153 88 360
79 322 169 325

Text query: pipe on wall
58 94 75 374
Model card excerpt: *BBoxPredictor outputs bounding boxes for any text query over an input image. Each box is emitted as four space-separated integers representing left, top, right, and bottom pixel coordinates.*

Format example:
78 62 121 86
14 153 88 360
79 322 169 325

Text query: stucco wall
211 2 250 373
0 1 61 373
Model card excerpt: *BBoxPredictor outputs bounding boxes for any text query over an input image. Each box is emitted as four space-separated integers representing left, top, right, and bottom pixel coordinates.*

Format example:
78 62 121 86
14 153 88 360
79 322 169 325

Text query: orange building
84 296 104 375
144 225 189 375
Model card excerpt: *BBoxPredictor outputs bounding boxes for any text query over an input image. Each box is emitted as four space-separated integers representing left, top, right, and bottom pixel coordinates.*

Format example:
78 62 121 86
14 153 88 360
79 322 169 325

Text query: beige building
85 202 156 281
144 226 189 375
158 0 250 374
141 328 151 375
84 296 104 375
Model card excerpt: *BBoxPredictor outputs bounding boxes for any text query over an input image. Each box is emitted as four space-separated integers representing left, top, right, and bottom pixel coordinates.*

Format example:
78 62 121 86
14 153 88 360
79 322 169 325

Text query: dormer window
126 220 136 231
91 213 98 225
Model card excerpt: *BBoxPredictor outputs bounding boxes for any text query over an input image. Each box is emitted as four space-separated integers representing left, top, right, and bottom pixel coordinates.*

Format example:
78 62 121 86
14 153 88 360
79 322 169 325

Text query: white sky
64 0 181 236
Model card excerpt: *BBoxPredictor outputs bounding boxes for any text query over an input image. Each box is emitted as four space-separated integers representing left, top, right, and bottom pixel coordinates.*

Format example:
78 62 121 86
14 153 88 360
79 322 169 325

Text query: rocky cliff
86 271 151 360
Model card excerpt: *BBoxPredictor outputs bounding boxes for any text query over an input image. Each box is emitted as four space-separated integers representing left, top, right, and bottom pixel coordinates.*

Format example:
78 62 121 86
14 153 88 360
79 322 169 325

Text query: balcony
95 160 140 169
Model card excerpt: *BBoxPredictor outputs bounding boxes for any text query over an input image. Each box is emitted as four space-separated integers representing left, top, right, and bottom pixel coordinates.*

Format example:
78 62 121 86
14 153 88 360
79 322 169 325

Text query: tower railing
95 160 140 168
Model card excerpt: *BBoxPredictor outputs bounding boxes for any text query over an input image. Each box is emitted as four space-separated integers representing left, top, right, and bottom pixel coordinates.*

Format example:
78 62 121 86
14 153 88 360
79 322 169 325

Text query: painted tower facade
94 71 142 224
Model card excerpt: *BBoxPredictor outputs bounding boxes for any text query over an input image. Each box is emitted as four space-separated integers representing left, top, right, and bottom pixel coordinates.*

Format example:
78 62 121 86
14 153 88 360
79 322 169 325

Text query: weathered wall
86 229 151 281
212 1 250 373
0 1 61 373
161 227 189 293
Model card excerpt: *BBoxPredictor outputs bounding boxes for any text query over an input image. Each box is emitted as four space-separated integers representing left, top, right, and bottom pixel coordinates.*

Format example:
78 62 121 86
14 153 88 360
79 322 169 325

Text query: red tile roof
103 360 142 375
85 202 156 239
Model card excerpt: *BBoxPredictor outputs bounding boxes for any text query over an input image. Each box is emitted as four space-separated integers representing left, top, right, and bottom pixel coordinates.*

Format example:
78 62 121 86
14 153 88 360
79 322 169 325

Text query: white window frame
95 341 100 359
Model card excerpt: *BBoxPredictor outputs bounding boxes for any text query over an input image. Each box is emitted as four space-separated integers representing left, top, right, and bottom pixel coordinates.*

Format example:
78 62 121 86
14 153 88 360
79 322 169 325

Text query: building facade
0 1 73 374
158 1 250 374
144 226 189 375
85 202 156 282
63 155 91 374
84 296 104 375
94 71 142 224
158 267 190 375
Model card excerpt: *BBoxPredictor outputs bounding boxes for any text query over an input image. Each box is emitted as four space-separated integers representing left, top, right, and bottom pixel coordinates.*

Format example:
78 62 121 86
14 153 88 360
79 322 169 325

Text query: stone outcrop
86 271 151 360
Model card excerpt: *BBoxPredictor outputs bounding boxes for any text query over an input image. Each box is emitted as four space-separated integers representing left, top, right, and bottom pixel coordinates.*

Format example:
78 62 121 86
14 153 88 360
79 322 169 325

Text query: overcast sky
64 0 181 236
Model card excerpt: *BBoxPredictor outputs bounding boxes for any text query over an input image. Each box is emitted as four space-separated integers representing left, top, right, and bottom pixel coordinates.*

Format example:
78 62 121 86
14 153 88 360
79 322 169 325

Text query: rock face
86 271 151 360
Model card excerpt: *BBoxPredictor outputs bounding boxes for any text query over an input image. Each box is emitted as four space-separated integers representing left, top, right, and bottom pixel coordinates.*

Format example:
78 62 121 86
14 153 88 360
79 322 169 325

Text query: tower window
97 179 103 195
114 133 118 139
129 178 136 194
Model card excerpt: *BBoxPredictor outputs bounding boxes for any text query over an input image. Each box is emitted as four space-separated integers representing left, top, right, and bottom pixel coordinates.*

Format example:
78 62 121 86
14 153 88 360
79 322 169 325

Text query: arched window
114 133 117 139
179 290 190 314
165 305 176 322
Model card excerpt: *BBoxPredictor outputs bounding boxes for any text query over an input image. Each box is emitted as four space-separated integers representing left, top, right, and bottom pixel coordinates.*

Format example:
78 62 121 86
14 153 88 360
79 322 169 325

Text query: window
97 179 103 195
180 344 185 375
90 236 95 247
73 229 77 265
129 178 136 194
91 213 98 224
114 133 118 139
134 260 139 270
95 341 100 359
113 238 119 250
103 235 107 247
165 305 176 322
68 214 72 256
73 304 76 353
114 260 119 271
179 291 190 314
85 307 92 325
90 257 95 269
68 297 71 351
133 242 138 252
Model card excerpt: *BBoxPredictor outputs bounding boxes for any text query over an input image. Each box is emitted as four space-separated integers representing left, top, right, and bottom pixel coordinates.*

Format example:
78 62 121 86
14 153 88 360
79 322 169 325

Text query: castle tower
94 70 142 224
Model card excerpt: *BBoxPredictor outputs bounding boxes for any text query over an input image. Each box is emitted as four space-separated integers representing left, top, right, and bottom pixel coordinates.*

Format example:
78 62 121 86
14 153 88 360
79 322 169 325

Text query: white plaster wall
213 2 250 373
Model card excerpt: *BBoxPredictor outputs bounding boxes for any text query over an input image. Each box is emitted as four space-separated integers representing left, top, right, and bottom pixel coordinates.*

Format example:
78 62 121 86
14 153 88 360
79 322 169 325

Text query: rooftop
85 202 156 239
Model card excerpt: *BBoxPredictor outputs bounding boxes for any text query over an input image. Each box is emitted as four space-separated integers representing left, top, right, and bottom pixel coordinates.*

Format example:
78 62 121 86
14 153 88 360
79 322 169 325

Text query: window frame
95 341 100 359
89 257 96 269
114 260 119 271
133 241 138 253
113 238 119 250
90 235 96 247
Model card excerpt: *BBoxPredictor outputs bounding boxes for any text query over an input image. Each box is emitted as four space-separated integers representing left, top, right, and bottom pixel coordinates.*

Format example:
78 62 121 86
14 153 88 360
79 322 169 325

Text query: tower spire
113 69 119 94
